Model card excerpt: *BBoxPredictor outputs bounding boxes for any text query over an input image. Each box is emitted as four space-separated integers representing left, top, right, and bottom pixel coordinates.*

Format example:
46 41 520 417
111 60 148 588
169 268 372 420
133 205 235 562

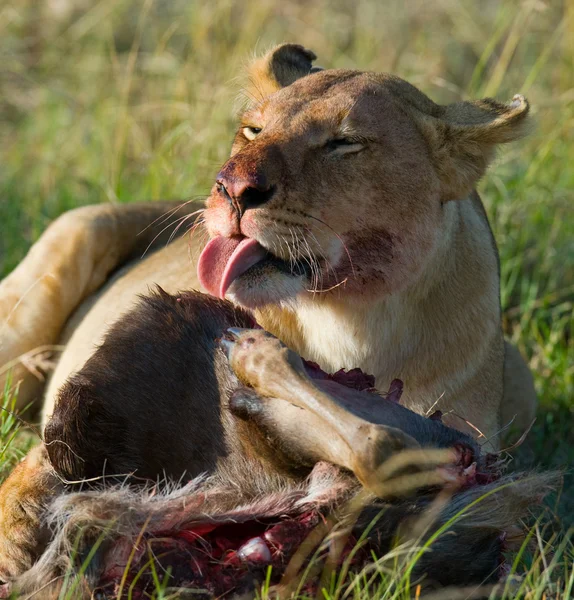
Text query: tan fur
0 445 62 583
0 201 202 414
0 44 539 579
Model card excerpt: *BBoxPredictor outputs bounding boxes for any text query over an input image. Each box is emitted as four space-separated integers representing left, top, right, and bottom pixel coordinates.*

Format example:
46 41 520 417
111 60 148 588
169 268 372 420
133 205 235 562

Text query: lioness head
198 44 530 309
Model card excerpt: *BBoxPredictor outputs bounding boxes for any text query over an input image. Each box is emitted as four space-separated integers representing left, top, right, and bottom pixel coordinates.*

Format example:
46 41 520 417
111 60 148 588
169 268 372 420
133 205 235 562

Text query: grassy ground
1 0 573 597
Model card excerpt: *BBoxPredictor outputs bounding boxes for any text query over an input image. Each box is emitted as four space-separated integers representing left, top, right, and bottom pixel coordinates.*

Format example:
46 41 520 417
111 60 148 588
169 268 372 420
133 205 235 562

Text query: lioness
0 43 537 577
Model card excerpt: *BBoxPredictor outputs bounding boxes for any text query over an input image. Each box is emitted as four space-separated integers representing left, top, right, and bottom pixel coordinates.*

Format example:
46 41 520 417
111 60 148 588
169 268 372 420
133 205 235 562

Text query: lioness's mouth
197 235 309 299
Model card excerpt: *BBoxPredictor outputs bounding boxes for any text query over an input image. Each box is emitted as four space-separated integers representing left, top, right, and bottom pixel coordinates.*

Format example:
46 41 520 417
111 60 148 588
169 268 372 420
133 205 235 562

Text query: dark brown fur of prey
45 290 259 485
1 290 555 599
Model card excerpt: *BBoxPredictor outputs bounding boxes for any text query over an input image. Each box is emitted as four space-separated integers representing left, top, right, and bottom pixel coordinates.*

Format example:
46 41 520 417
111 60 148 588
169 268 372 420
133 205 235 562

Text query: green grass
0 378 36 480
1 0 573 597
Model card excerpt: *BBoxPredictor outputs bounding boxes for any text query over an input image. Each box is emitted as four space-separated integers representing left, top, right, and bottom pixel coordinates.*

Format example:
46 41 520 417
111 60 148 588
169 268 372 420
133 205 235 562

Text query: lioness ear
245 44 320 103
414 95 531 201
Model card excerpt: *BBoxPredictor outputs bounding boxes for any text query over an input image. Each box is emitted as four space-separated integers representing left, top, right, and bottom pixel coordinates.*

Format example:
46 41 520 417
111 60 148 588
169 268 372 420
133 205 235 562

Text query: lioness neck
256 194 502 418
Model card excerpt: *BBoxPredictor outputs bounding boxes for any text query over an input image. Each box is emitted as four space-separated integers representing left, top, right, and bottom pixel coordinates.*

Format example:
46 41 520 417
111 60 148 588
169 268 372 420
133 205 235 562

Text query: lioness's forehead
245 70 405 132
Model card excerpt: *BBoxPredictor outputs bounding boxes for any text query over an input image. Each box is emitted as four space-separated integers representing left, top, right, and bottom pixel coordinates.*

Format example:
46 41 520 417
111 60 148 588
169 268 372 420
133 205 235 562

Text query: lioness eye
242 126 262 141
325 138 364 154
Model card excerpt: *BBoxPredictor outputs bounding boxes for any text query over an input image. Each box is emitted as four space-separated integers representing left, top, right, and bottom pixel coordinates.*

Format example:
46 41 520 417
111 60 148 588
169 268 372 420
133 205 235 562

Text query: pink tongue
198 237 268 298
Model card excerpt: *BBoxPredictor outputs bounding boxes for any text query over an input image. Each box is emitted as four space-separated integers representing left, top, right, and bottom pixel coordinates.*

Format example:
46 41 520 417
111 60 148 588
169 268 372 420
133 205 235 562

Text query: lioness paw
0 445 62 582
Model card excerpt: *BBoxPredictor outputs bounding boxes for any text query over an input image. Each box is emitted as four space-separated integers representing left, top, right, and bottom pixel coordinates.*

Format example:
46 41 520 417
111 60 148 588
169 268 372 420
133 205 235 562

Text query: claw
229 388 263 418
220 338 234 358
226 327 250 340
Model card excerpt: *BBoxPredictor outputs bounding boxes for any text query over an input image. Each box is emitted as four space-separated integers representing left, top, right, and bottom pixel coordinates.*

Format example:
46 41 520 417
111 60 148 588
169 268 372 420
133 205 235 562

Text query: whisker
286 230 298 276
303 224 348 292
292 229 310 283
262 219 350 294
304 228 337 291
140 209 204 259
299 233 320 295
287 228 297 273
273 238 284 261
188 218 208 263
304 214 356 281
166 210 204 246
291 228 317 295
137 203 189 237
307 278 349 293
188 233 209 266
137 197 206 237
268 236 281 262
188 216 206 239
243 214 351 294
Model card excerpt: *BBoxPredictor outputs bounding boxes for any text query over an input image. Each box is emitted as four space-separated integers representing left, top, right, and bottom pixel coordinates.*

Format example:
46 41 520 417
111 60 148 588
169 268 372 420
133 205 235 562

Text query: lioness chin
0 42 538 579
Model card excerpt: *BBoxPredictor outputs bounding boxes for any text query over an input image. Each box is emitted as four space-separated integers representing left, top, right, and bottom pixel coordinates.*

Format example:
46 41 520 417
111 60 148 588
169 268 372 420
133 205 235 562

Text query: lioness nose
216 172 275 215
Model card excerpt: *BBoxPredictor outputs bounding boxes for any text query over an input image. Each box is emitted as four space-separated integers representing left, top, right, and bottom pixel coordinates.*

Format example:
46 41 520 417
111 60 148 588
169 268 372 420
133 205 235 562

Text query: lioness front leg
0 444 63 585
223 329 437 494
0 200 203 411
